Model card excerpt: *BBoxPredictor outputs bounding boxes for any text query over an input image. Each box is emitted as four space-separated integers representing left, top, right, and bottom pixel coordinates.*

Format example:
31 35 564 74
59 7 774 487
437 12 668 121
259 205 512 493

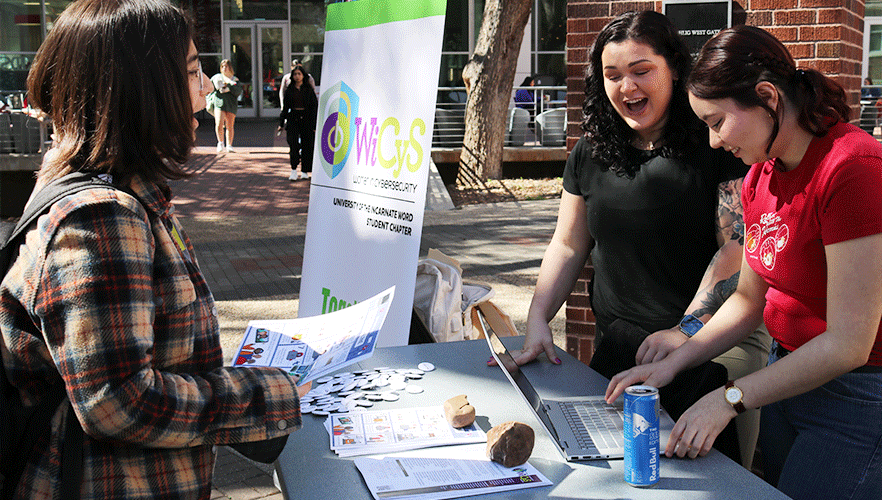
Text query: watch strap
725 380 746 414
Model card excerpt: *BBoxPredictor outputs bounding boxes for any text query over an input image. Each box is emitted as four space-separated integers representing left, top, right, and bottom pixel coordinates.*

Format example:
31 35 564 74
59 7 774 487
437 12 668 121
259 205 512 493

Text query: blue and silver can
623 385 660 487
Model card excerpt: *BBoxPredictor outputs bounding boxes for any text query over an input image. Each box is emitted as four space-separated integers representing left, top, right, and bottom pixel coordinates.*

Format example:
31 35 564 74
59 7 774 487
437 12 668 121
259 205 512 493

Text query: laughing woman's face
601 39 676 143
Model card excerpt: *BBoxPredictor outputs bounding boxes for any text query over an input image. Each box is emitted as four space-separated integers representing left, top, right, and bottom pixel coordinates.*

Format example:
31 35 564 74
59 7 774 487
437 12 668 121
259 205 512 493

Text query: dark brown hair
582 11 700 177
27 0 195 184
687 25 850 154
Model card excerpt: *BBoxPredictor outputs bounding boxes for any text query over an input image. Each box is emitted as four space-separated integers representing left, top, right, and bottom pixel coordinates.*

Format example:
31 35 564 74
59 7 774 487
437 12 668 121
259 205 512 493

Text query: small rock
486 421 534 467
443 394 476 428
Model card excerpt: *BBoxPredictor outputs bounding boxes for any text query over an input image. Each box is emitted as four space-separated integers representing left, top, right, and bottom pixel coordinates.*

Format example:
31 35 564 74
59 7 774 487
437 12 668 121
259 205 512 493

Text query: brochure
231 286 394 385
328 406 486 457
353 444 553 500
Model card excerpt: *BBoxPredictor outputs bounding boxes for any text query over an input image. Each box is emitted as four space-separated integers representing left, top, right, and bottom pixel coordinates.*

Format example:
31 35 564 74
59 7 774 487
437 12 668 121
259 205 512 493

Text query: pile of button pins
301 362 436 416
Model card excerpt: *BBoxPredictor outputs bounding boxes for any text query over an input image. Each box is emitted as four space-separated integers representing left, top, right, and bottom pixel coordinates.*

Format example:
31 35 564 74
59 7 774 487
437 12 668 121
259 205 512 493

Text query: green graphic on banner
326 0 446 31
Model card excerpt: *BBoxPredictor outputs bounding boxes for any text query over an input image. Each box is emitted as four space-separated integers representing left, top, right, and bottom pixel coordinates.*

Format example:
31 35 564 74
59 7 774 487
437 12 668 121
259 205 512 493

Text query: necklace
632 136 661 150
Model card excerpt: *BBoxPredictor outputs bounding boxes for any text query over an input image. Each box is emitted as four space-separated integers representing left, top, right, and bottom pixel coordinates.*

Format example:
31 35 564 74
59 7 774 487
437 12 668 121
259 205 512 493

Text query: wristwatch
725 380 746 414
678 314 704 338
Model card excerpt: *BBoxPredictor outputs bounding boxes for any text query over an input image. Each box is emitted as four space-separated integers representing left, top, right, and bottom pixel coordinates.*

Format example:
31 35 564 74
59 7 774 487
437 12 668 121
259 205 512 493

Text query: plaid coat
0 175 302 499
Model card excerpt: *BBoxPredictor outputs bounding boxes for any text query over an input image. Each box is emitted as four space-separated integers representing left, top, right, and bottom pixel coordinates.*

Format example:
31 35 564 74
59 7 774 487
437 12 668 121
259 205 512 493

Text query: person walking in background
278 65 318 181
510 11 770 466
209 59 242 153
279 58 317 105
1 1 310 498
607 25 882 500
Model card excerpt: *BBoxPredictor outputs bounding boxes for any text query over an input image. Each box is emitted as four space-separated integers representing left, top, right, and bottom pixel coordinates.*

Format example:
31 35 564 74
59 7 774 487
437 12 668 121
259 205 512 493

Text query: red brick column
563 0 865 366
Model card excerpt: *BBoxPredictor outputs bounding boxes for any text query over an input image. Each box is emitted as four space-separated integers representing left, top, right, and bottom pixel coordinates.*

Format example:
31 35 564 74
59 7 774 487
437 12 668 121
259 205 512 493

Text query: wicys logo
319 81 360 179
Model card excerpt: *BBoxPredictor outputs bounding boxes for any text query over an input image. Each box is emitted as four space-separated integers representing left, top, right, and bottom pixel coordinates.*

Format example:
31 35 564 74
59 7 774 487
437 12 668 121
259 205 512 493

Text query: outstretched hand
488 319 561 367
296 380 313 399
663 388 736 459
604 359 678 404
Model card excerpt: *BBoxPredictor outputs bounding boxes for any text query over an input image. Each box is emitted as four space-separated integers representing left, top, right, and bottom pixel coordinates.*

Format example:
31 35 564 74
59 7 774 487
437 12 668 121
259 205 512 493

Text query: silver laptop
477 312 675 461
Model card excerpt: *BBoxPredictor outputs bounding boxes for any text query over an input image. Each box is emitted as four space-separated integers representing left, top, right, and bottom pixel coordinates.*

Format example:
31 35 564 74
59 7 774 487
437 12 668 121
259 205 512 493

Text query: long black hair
582 11 701 177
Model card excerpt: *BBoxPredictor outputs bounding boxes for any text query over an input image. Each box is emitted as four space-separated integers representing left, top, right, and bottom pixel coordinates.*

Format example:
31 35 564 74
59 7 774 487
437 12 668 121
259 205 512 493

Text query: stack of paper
353 444 553 500
327 406 486 457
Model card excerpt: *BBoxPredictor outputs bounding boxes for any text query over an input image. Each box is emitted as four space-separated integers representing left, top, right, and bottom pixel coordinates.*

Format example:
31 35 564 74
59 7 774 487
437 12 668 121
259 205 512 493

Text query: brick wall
563 0 865 365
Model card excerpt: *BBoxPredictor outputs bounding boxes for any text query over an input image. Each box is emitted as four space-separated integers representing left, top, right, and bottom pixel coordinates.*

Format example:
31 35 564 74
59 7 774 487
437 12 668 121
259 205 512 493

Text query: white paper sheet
230 286 394 385
354 444 552 500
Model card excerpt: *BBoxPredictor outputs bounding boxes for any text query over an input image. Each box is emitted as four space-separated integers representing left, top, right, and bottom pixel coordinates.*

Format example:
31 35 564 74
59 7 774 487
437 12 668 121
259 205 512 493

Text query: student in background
607 25 882 500
209 59 243 153
1 1 311 498
278 65 318 181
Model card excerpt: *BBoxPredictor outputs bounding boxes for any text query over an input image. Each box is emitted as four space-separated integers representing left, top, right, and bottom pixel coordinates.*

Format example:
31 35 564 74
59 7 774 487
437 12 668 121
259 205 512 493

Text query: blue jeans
759 343 882 500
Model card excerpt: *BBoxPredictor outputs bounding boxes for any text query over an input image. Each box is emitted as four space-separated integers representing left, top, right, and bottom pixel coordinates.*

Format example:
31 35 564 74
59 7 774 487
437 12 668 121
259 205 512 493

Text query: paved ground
179 119 565 499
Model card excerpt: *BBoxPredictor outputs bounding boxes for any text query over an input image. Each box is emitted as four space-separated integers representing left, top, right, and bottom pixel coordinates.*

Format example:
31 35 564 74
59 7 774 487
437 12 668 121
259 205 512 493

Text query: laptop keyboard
559 401 624 450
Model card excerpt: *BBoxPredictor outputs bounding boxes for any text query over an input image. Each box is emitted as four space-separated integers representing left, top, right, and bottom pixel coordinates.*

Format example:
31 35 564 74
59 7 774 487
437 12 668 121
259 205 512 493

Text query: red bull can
623 385 660 487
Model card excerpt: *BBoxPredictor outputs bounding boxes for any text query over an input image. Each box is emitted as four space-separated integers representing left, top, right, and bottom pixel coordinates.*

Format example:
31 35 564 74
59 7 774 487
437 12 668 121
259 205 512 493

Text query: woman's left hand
664 387 736 459
636 327 686 365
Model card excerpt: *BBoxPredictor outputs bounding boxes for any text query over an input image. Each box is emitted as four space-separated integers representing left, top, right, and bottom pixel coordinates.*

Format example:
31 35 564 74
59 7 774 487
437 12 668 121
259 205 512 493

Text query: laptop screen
480 313 560 439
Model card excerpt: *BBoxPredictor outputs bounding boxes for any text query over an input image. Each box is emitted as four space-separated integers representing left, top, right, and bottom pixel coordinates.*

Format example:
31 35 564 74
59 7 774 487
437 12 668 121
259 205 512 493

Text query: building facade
0 0 565 118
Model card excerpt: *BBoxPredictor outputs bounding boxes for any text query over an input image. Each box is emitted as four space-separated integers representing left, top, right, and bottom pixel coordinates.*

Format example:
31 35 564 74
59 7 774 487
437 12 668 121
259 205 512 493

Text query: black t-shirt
563 135 748 333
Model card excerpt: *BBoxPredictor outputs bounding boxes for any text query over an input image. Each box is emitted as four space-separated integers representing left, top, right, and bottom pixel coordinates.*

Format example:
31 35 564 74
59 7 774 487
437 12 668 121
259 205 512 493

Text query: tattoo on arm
692 272 740 318
717 178 745 245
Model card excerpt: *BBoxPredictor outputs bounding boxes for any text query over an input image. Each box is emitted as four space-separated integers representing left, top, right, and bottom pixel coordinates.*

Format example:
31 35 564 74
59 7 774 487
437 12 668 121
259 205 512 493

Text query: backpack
0 172 118 499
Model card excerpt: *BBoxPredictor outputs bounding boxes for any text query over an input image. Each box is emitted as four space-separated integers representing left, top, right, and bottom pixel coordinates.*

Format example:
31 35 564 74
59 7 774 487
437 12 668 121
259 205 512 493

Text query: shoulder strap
0 172 113 499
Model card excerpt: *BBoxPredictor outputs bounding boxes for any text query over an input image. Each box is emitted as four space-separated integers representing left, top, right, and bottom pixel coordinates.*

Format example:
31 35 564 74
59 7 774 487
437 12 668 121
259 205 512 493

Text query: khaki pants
712 323 772 468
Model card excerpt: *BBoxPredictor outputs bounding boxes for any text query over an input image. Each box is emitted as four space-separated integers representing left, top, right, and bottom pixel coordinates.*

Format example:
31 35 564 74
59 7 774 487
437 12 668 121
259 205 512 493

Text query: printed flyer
354 450 553 500
328 406 486 457
231 287 394 385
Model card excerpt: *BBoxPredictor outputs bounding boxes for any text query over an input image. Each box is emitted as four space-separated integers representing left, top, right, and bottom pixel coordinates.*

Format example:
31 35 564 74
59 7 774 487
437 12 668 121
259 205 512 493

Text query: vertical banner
298 0 447 347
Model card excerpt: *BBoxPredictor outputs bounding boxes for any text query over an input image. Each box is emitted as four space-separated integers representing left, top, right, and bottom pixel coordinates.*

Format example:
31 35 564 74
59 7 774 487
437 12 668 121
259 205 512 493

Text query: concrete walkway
178 119 565 499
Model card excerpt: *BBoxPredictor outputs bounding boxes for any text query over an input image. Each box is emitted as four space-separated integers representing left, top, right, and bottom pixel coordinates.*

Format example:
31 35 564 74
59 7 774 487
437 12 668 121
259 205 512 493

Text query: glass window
439 53 469 88
224 0 287 21
291 1 326 53
0 1 43 52
868 24 882 82
178 0 222 54
442 0 469 52
45 0 74 33
535 53 565 85
535 0 564 52
869 1 882 17
0 53 34 93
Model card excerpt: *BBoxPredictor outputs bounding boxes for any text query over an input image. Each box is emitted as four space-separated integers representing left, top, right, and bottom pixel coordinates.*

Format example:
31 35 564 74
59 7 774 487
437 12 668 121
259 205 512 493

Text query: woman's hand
664 387 736 459
296 380 312 399
636 327 686 365
491 316 560 367
605 358 678 404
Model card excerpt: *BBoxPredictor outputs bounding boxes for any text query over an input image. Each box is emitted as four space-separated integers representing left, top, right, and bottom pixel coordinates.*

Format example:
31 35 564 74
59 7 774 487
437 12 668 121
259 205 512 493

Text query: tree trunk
459 0 531 181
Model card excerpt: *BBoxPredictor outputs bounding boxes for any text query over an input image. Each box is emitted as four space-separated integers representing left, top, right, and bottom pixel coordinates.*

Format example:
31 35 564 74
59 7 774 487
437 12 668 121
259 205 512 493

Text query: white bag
412 250 502 343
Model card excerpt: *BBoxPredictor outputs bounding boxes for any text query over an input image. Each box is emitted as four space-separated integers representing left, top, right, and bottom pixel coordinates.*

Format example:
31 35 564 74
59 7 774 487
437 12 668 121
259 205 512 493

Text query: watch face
679 315 704 337
725 387 742 404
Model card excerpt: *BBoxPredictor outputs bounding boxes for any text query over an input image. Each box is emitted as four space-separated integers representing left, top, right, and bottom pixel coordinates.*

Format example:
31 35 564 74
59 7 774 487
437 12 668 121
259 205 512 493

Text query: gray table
274 337 789 499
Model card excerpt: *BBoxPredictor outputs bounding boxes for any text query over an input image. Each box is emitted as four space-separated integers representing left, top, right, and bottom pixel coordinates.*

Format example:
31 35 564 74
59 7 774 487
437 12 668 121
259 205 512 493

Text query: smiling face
601 39 676 144
688 93 776 166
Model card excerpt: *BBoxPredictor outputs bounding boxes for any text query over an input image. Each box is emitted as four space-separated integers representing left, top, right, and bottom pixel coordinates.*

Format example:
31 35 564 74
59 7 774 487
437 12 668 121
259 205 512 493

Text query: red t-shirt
742 121 882 365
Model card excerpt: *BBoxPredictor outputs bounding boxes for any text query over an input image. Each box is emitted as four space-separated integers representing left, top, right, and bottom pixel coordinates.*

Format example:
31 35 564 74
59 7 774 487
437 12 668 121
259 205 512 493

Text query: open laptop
477 312 675 461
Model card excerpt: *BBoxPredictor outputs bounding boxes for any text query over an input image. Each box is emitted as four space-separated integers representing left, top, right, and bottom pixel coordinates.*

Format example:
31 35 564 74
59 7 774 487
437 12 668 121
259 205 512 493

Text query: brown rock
443 394 476 428
486 421 534 467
